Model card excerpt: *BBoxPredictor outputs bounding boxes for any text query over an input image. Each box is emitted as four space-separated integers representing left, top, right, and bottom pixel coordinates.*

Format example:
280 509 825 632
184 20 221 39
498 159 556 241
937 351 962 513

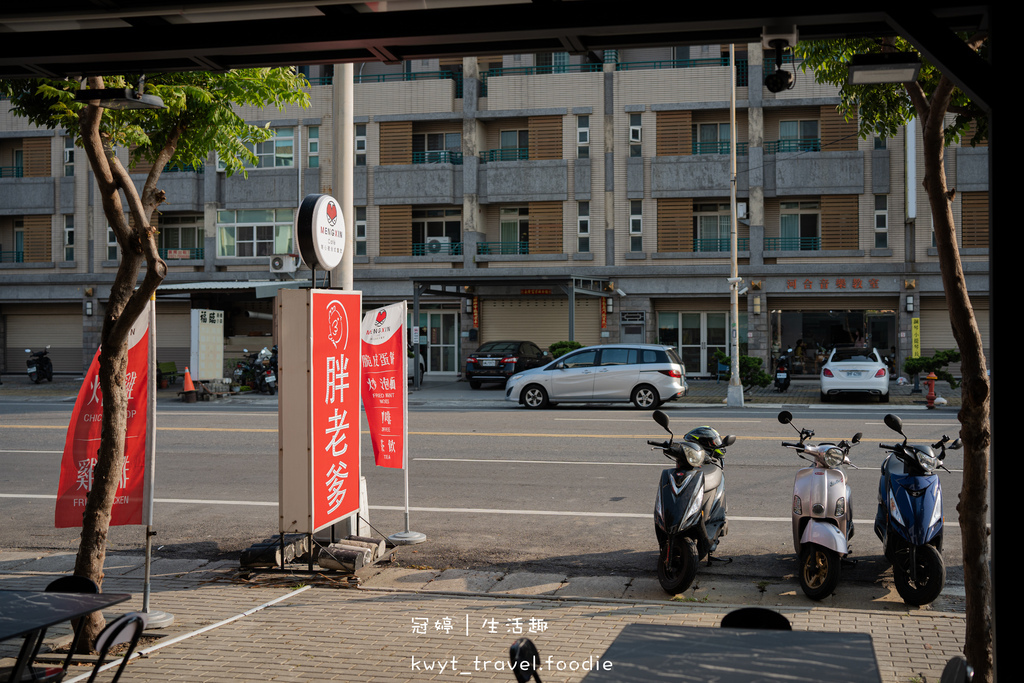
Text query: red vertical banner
310 290 362 532
360 302 407 469
55 305 150 528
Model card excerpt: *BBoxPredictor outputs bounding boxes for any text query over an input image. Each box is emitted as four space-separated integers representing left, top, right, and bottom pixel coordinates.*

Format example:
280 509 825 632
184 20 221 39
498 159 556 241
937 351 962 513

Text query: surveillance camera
727 277 743 284
765 69 794 93
737 287 748 296
615 288 627 297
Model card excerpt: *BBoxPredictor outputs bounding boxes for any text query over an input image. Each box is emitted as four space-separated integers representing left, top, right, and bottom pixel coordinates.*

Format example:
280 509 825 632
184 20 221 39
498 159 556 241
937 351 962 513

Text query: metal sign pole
143 294 174 628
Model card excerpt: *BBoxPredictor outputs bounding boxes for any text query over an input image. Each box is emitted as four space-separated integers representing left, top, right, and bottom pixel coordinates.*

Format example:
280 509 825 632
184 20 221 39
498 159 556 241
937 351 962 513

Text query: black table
581 623 882 683
0 590 131 683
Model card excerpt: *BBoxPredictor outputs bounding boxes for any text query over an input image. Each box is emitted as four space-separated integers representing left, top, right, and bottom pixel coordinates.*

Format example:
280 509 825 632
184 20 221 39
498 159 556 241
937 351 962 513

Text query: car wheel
820 391 830 403
469 380 481 390
522 384 549 409
879 391 889 403
631 384 660 409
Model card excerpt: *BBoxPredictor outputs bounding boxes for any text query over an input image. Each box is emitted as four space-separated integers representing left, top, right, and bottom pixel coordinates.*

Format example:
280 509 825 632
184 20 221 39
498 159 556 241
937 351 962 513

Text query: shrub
713 349 772 389
548 340 583 359
904 349 961 389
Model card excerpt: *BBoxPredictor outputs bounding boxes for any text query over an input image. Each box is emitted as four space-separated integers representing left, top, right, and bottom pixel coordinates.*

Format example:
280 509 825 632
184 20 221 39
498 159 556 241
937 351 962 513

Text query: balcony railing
764 237 821 251
412 150 464 165
481 148 528 163
411 241 463 256
616 58 748 87
159 247 204 260
0 250 25 263
162 163 204 173
480 63 602 95
477 241 529 255
764 138 822 154
693 238 750 252
0 166 24 178
691 141 749 155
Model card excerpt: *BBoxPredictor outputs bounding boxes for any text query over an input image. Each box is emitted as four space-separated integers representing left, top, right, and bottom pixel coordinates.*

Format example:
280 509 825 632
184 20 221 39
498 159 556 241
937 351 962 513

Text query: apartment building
0 45 990 381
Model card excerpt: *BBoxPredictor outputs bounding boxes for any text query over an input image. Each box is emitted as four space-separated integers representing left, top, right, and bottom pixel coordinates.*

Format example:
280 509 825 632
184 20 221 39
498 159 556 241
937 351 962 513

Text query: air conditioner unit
629 126 642 143
270 254 298 274
425 236 450 254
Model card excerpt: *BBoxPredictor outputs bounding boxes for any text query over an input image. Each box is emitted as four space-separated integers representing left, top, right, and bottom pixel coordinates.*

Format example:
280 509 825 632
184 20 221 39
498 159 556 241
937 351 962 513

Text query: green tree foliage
2 69 309 175
904 349 961 389
793 38 987 147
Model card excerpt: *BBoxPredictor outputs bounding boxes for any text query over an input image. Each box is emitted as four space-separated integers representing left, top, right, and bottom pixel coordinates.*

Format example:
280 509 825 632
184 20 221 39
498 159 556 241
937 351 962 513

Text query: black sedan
466 340 550 389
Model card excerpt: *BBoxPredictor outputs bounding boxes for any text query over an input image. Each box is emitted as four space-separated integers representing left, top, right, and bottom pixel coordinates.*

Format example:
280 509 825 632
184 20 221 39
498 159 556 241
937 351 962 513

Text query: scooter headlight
681 442 704 468
835 497 846 518
823 447 844 468
912 446 938 472
887 489 905 527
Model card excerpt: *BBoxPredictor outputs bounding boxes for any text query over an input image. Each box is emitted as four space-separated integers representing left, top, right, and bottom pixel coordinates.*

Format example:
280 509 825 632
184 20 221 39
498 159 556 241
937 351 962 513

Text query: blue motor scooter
875 413 961 605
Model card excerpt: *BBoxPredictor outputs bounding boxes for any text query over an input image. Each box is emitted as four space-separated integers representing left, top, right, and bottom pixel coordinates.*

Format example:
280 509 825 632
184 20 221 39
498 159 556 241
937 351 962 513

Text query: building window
355 207 367 256
217 209 294 257
874 195 888 249
536 51 569 74
246 127 293 168
63 215 74 261
307 126 319 168
412 208 462 255
355 124 366 166
693 203 730 251
873 136 887 150
577 201 590 253
107 227 118 261
63 137 75 177
412 132 462 163
498 129 529 161
629 113 642 157
159 213 205 257
779 201 820 250
779 120 820 152
577 115 590 159
692 123 731 154
499 207 530 254
629 200 643 251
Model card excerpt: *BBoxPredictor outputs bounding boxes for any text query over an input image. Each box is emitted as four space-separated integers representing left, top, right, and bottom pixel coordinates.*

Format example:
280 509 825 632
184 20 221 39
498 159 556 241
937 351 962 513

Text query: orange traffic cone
183 367 195 392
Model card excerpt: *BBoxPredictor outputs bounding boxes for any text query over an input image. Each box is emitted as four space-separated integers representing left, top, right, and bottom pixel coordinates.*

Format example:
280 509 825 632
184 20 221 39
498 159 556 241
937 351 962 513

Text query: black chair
720 607 792 630
0 576 100 682
85 612 149 683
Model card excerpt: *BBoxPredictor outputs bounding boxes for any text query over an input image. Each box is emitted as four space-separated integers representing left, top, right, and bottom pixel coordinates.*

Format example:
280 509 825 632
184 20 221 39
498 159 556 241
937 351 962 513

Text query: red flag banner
310 290 362 532
55 307 150 528
360 302 408 469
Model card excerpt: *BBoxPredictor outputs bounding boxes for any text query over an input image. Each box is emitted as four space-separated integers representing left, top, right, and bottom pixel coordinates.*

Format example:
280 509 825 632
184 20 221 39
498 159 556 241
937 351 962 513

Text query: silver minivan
505 344 688 409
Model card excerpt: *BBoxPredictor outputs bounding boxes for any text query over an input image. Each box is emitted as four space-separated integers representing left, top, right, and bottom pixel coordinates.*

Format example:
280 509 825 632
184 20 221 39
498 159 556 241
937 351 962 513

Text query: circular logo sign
295 193 345 270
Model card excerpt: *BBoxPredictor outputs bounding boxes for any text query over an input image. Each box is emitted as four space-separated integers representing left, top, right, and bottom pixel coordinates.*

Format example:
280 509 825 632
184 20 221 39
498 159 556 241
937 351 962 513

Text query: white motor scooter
778 411 862 600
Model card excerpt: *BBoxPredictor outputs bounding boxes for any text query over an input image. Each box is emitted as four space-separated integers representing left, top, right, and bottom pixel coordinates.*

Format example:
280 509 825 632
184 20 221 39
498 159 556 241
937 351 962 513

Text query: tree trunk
71 78 168 651
921 87 993 682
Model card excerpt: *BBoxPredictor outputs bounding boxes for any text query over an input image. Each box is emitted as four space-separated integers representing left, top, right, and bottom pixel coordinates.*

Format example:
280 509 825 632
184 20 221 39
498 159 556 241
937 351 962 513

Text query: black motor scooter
26 346 53 383
649 410 735 594
774 348 793 392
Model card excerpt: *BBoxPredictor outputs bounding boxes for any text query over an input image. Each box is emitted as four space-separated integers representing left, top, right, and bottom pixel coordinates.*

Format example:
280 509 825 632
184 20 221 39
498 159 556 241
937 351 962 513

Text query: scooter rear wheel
894 544 945 606
657 537 698 594
799 544 841 600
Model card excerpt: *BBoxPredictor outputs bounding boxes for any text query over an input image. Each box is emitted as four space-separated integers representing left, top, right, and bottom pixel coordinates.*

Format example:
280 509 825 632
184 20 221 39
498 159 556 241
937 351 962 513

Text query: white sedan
820 346 890 403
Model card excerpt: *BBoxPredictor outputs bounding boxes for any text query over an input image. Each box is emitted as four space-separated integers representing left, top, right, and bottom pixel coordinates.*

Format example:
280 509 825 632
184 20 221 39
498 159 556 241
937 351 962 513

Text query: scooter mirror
777 411 792 425
883 413 903 434
509 638 541 683
653 410 671 433
949 438 963 450
722 434 737 447
852 433 862 444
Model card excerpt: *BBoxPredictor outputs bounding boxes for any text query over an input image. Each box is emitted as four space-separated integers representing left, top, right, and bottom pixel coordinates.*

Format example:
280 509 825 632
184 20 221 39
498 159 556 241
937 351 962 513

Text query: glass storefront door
659 311 729 377
423 311 458 374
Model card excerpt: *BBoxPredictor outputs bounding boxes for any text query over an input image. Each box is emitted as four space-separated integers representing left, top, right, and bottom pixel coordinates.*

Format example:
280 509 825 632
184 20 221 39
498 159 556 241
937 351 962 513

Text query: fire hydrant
925 371 938 409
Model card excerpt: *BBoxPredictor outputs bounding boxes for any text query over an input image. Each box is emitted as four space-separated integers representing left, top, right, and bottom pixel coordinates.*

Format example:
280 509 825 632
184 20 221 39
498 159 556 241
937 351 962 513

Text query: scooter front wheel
894 544 945 606
657 537 698 594
799 544 841 600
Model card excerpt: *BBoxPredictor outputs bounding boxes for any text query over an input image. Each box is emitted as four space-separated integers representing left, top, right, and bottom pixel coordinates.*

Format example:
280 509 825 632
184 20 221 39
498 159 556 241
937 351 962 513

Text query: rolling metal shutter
4 304 83 373
919 296 990 373
156 302 193 373
481 298 601 349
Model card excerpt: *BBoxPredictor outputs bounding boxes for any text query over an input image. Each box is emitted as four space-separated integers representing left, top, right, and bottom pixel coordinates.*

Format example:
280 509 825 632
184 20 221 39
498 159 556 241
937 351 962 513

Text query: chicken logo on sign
374 309 387 327
326 200 338 227
327 300 347 349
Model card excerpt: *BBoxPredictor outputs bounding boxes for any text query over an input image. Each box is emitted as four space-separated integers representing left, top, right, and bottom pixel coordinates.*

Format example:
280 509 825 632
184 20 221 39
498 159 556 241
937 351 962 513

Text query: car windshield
830 348 879 363
477 342 519 354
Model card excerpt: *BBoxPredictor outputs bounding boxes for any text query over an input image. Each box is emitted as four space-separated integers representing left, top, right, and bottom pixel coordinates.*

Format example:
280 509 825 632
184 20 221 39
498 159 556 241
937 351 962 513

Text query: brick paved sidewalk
1 552 965 683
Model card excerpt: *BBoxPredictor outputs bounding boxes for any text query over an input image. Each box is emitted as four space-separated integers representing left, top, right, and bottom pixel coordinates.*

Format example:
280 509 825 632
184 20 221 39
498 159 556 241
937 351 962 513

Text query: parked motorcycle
255 346 277 395
774 348 793 392
25 346 53 383
649 410 735 594
875 413 960 605
778 410 861 600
